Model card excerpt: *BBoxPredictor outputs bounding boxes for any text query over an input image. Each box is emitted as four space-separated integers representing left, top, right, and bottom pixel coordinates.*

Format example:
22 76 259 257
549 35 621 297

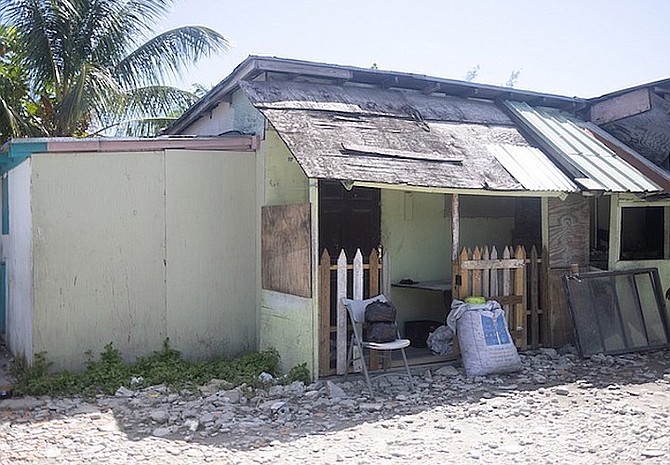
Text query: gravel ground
1 346 670 464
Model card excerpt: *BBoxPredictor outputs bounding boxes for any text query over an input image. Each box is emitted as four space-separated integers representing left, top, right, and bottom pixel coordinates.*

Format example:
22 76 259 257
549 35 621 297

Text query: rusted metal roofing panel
505 101 660 193
487 144 578 192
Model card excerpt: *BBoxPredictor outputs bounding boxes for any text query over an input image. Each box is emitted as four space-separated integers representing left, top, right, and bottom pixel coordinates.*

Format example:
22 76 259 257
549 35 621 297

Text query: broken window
563 268 670 356
620 206 665 260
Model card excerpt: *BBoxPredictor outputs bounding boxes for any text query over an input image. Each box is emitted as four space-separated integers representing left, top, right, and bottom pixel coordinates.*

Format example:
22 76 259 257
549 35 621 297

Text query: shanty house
2 56 668 376
165 56 669 376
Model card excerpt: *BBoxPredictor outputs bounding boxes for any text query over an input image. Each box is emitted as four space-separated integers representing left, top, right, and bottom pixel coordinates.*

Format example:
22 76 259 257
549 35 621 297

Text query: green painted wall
29 150 257 371
609 194 670 295
381 190 451 328
261 129 309 205
259 290 313 374
381 191 516 331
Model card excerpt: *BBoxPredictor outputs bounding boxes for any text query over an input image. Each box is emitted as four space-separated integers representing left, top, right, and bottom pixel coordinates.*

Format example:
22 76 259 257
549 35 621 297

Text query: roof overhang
0 135 259 175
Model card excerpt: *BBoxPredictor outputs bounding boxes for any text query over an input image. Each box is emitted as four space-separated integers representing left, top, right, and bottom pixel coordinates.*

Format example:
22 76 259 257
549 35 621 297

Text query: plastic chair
341 294 414 397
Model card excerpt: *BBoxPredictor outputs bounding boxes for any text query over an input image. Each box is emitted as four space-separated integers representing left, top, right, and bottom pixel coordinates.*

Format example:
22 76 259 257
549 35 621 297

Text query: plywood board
261 203 312 298
547 194 590 268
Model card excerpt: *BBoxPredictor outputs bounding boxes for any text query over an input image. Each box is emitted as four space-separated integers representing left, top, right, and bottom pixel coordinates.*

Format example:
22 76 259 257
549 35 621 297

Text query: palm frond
114 26 229 89
1 0 78 90
92 116 179 137
56 63 121 135
122 85 199 119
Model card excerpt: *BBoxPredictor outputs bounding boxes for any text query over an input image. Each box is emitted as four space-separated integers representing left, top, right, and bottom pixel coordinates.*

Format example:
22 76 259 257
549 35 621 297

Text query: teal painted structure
0 140 47 176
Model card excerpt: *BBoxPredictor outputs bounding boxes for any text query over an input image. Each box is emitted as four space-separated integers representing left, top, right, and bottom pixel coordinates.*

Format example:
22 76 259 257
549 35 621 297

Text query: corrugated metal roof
487 144 578 192
505 101 660 193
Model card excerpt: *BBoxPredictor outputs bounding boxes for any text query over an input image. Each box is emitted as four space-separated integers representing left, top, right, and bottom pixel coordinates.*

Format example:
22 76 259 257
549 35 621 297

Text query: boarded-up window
261 203 311 297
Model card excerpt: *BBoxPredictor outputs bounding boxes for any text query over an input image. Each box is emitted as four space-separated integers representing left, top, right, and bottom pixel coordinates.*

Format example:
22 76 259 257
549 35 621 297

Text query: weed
10 341 309 397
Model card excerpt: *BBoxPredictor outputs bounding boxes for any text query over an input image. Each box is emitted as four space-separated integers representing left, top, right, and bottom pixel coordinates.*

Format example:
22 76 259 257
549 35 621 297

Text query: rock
152 427 171 437
0 397 45 410
150 409 170 424
553 387 570 396
115 386 135 398
641 449 666 458
326 381 347 399
44 446 61 458
539 348 558 358
199 379 233 396
258 372 274 383
184 419 199 432
434 365 459 377
287 381 305 397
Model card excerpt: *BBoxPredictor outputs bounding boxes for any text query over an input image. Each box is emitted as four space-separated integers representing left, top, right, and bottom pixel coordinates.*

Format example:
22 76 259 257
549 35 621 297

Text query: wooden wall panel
547 194 590 268
261 203 311 297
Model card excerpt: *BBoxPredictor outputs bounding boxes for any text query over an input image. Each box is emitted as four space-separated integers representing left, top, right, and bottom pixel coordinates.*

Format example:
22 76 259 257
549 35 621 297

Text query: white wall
5 160 34 363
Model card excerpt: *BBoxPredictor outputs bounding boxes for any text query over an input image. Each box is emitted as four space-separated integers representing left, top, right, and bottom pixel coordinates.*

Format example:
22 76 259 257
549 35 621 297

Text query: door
318 180 381 259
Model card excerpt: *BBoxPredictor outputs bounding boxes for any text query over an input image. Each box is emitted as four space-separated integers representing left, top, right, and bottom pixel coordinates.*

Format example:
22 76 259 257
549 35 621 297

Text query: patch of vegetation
10 340 310 397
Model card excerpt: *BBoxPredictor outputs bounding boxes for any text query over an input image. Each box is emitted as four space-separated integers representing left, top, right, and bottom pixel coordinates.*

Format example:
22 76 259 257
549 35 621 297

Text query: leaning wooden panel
261 203 312 298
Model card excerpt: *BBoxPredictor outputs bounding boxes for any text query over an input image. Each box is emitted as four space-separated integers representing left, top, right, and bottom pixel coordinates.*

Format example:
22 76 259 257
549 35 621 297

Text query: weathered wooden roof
165 56 585 135
243 81 576 191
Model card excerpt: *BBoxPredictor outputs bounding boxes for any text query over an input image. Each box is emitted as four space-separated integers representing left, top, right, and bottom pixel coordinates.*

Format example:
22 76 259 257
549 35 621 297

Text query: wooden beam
422 82 441 95
381 76 399 89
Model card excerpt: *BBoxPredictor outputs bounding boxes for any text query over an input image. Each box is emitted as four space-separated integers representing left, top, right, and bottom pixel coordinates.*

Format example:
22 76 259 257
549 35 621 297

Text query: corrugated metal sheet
487 144 578 192
505 101 660 193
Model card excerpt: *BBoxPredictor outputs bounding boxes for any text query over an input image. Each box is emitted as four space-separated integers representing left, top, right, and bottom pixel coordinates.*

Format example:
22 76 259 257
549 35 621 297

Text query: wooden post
451 194 460 261
353 249 363 300
472 247 482 297
514 246 527 348
482 246 490 297
318 249 331 377
369 249 380 296
451 194 460 298
490 246 499 297
457 248 470 299
336 250 348 375
530 246 539 349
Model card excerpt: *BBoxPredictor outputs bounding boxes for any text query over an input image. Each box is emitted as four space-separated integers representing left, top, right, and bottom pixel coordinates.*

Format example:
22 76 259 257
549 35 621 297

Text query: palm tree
0 0 229 138
0 25 45 141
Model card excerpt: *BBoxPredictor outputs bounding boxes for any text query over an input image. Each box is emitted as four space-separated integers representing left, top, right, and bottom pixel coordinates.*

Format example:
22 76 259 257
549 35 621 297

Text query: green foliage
0 0 229 138
285 362 311 385
9 340 305 398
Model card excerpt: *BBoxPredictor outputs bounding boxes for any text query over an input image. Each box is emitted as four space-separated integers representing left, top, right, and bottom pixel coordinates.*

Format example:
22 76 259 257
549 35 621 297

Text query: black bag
366 322 398 343
365 301 396 323
365 301 398 342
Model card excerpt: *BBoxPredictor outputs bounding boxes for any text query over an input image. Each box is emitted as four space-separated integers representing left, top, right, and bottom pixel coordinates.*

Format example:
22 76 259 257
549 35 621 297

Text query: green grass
10 340 310 397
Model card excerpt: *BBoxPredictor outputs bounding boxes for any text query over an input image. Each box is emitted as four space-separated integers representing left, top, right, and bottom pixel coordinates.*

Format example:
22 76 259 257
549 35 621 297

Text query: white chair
341 294 414 397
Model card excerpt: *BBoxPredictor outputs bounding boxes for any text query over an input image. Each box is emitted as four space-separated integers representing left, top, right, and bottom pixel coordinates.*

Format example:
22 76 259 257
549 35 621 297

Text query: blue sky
161 0 670 98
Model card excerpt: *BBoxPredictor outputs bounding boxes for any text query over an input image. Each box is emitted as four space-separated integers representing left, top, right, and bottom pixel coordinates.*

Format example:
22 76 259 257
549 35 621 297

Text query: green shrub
10 341 305 397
